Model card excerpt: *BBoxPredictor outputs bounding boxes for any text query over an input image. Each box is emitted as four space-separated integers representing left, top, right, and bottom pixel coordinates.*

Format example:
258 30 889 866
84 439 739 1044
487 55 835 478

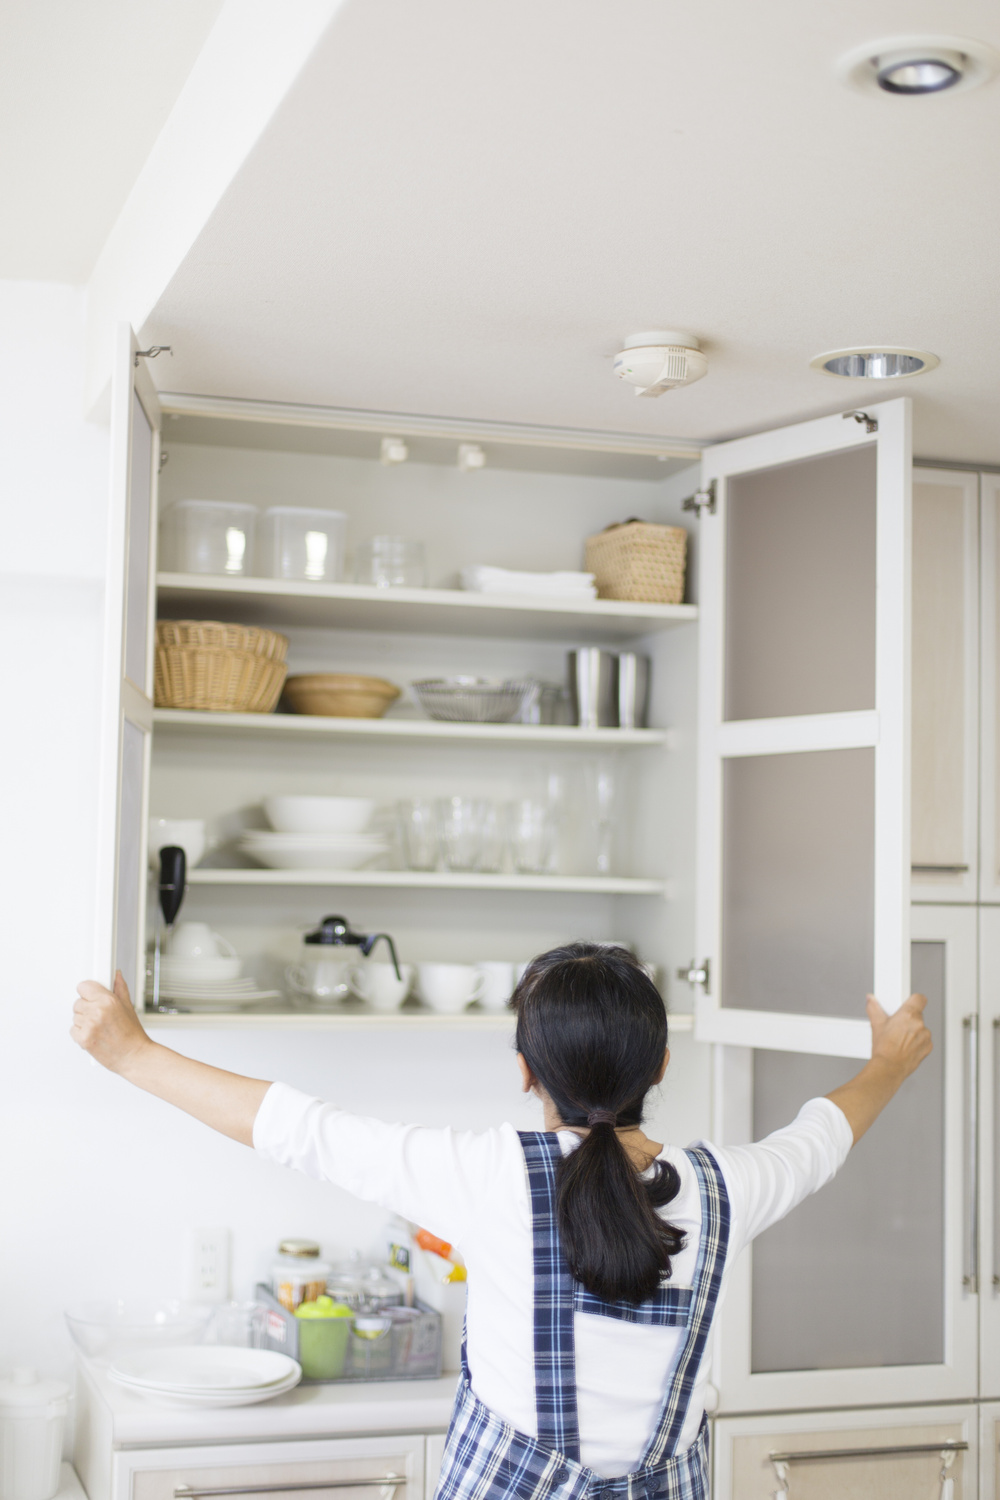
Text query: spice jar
271 1239 332 1313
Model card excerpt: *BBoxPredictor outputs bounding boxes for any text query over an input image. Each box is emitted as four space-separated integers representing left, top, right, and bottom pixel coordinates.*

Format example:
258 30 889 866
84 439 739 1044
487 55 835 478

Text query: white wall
0 288 712 1389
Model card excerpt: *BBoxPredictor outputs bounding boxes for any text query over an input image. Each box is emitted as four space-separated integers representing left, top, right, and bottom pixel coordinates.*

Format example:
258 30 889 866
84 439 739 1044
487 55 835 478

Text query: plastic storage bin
160 500 257 576
259 507 347 582
256 1285 442 1383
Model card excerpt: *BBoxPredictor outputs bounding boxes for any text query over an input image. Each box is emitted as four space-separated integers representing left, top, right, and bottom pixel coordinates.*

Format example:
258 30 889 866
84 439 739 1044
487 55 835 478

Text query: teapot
286 915 401 1006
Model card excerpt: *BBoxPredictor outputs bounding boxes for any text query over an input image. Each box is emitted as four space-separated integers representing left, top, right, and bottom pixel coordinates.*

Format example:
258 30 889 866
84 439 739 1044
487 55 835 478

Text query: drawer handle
911 864 970 874
769 1442 967 1464
176 1480 406 1498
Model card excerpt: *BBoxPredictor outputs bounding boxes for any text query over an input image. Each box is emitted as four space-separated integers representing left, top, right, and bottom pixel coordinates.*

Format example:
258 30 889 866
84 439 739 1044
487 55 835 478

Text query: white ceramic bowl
240 838 386 871
148 818 206 871
159 956 242 982
263 795 376 835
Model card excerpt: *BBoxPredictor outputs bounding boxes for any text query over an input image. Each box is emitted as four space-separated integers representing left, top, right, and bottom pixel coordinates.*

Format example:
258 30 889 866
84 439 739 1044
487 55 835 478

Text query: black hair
512 941 684 1304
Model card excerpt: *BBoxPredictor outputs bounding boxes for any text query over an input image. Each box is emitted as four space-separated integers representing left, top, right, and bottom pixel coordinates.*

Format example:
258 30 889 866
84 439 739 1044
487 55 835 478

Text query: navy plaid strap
641 1145 731 1466
573 1283 692 1325
518 1131 581 1462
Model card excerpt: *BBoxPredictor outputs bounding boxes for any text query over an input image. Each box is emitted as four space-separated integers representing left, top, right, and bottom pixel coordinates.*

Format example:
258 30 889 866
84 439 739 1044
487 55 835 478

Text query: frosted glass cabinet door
94 326 160 1002
981 1404 1000 1500
693 399 911 1059
981 475 1000 904
910 467 979 905
980 909 1000 1399
712 905 977 1413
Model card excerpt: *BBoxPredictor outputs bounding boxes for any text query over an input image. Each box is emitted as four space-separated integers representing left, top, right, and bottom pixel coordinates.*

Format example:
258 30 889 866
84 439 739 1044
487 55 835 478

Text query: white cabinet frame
981 475 1000 904
694 398 911 1058
980 908 1000 1397
711 904 977 1413
910 467 980 905
93 325 160 997
981 1402 1000 1500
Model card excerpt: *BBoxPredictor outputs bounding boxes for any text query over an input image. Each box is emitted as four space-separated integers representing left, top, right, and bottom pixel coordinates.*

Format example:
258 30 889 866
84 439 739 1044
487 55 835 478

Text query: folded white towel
461 565 597 599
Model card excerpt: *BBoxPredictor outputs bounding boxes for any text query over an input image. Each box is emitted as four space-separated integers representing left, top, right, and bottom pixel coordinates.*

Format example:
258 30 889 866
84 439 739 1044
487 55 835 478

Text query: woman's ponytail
513 943 684 1304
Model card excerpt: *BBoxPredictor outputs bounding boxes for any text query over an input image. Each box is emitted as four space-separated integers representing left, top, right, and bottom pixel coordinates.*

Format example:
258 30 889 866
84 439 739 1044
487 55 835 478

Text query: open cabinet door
689 398 911 1059
93 326 160 1004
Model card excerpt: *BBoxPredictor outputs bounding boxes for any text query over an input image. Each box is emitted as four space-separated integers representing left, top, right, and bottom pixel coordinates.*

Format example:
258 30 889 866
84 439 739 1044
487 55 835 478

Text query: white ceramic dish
112 1373 301 1407
110 1346 299 1393
240 836 387 871
159 957 243 983
263 795 376 835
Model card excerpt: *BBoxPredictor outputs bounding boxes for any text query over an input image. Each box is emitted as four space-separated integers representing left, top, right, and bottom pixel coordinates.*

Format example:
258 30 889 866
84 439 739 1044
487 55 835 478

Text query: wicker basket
155 620 289 712
584 520 688 604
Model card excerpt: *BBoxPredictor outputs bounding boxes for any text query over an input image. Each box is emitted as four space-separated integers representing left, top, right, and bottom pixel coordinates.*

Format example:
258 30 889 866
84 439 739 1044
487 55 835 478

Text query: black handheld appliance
151 845 187 1011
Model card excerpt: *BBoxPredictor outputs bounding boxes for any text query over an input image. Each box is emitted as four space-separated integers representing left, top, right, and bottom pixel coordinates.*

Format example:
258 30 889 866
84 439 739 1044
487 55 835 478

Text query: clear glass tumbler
510 799 557 874
437 797 483 872
399 798 439 871
477 801 507 873
354 537 427 588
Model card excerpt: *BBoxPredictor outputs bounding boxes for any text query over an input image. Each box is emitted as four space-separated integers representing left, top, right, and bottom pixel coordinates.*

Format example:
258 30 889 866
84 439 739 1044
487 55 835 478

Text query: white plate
239 845 386 871
112 1371 301 1407
241 833 387 848
110 1346 299 1392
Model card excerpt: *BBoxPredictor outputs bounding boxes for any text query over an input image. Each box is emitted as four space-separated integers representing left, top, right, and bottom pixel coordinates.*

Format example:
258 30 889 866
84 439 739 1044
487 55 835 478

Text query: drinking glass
437 797 483 872
478 801 506 873
354 537 427 588
510 799 557 874
399 798 439 871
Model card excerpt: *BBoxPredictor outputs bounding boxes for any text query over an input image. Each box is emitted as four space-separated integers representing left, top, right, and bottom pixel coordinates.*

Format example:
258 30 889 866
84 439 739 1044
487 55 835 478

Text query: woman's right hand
71 971 152 1075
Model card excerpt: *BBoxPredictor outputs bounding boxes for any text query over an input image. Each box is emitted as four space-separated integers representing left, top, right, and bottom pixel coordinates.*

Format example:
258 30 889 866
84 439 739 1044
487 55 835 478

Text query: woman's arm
71 974 271 1145
825 991 932 1143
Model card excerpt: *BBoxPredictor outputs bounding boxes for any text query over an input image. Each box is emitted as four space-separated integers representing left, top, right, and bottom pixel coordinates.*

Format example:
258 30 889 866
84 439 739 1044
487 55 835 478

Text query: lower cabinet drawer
712 1405 977 1500
117 1436 427 1500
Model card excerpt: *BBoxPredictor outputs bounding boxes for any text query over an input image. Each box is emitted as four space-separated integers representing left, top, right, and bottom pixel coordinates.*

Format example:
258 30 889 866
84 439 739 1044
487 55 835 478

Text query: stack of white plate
147 955 281 1011
108 1347 301 1407
239 831 387 870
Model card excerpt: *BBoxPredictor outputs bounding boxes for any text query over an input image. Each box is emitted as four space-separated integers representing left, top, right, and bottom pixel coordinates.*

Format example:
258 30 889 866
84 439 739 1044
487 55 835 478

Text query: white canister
0 1369 69 1500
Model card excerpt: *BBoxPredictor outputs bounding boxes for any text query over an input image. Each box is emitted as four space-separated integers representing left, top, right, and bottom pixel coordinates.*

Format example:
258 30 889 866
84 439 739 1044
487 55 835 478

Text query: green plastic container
294 1296 353 1379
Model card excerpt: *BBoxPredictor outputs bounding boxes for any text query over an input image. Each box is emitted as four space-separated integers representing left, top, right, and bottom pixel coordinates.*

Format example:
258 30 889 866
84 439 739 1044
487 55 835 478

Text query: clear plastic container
353 537 426 588
160 500 257 576
259 507 347 582
0 1369 69 1500
271 1240 332 1312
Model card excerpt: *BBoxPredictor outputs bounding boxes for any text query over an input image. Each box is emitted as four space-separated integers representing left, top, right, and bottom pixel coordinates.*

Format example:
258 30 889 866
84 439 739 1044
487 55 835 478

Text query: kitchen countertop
78 1359 459 1446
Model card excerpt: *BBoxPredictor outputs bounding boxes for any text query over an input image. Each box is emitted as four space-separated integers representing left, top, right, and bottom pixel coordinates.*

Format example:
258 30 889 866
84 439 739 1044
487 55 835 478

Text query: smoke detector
613 332 707 398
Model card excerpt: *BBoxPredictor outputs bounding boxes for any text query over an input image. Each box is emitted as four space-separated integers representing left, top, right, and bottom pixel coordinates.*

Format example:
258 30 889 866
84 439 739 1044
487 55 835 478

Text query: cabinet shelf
152 708 672 748
142 1008 695 1032
186 869 670 896
156 573 697 642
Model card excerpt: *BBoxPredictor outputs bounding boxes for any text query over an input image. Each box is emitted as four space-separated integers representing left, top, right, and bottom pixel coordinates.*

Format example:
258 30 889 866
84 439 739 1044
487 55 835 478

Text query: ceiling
0 0 224 281
138 0 1000 461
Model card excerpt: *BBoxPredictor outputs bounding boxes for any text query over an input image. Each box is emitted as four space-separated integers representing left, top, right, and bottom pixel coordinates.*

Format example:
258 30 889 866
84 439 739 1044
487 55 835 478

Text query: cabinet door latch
842 408 878 434
682 481 716 517
677 958 710 993
134 344 173 367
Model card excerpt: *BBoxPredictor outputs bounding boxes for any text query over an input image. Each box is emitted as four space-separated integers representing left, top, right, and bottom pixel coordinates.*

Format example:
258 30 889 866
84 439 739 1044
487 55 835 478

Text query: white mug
148 818 206 872
348 962 414 1011
475 961 515 1011
285 957 353 1003
417 962 487 1013
165 922 235 959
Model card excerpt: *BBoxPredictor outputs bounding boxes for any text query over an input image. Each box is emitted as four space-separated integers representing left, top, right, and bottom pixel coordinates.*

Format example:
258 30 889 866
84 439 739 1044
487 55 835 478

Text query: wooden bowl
283 673 401 719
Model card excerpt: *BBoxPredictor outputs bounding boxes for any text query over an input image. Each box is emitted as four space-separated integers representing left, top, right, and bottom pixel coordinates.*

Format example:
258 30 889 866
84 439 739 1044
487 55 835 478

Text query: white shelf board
157 573 697 642
152 707 672 747
142 1008 695 1032
186 869 669 896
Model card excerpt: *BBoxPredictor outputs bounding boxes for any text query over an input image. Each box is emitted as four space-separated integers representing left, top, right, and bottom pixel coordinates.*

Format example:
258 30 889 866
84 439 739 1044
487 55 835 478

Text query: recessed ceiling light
837 34 998 96
810 347 939 380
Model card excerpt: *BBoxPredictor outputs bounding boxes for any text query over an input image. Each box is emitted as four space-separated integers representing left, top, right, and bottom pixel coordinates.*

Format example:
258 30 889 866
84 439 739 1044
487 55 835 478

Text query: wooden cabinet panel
713 1407 977 1500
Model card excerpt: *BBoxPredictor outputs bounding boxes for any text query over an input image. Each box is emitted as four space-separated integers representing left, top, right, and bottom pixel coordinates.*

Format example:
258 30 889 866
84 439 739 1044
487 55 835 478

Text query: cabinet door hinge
842 408 878 434
134 344 173 367
676 958 710 993
682 481 716 517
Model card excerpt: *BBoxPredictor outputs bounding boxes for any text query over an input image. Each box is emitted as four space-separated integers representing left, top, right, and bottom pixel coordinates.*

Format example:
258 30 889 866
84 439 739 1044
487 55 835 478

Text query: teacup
348 962 414 1012
285 958 353 1004
165 922 235 959
148 818 206 872
475 961 515 1011
417 962 487 1013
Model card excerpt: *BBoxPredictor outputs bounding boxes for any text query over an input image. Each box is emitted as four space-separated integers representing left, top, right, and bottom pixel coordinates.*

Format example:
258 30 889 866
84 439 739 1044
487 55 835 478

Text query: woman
72 943 931 1500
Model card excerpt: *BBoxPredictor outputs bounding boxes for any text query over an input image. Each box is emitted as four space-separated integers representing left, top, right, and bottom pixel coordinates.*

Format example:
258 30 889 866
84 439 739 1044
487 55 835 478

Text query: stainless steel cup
616 653 650 729
568 649 617 728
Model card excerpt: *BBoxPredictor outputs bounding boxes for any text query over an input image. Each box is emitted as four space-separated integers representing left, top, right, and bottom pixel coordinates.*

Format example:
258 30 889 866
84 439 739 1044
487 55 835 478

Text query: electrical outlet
184 1227 231 1303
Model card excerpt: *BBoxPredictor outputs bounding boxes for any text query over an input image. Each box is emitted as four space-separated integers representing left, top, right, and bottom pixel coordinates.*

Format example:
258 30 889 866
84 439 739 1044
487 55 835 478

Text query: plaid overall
434 1134 731 1500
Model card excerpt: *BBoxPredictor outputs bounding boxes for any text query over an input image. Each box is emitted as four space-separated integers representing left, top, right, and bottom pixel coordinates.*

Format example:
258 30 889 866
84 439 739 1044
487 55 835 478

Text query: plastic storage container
259 507 346 583
270 1239 332 1312
0 1369 69 1500
160 500 257 576
257 1285 441 1383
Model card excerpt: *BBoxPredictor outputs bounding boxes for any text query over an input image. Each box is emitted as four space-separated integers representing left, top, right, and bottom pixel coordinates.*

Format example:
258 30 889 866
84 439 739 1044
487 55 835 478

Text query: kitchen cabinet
911 467 980 905
980 1405 1000 1500
712 1405 978 1500
979 908 1000 1398
110 1436 427 1500
980 476 1000 905
710 904 977 1414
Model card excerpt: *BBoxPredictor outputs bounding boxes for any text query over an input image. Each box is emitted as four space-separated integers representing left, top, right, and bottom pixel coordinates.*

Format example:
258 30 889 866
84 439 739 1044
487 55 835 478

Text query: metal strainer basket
412 677 536 724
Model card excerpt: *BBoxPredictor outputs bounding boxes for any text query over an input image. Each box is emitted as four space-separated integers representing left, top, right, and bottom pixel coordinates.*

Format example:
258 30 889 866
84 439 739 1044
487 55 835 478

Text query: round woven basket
155 620 289 713
584 520 687 604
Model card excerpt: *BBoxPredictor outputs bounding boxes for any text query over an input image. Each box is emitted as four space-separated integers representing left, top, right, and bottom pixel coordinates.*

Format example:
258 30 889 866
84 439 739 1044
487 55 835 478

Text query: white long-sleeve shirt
254 1086 852 1477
